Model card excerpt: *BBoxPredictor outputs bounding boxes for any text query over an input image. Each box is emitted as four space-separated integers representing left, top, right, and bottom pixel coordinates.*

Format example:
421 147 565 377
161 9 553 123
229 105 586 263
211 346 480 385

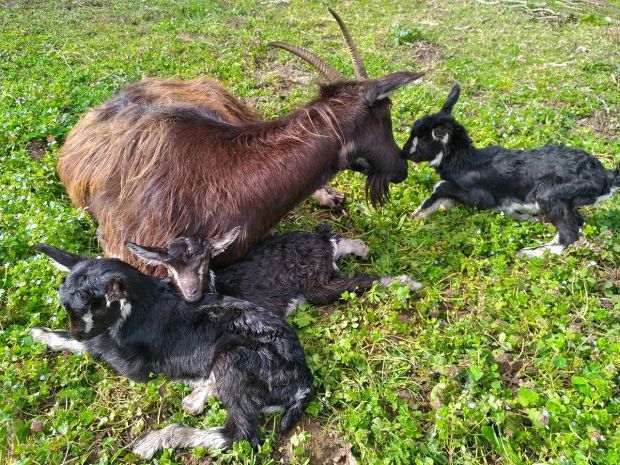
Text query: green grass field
1 1 620 464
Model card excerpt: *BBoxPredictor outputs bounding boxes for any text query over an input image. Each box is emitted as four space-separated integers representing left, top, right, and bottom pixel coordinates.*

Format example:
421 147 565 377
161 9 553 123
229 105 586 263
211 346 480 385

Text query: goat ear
211 227 241 257
366 71 424 103
125 242 168 266
34 243 86 272
440 83 460 114
105 275 126 301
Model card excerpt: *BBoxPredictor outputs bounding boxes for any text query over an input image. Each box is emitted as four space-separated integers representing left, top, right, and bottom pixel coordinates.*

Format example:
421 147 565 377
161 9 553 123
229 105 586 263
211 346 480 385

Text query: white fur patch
595 186 618 204
339 141 356 160
285 297 306 316
108 298 132 340
30 328 85 354
429 151 444 167
48 261 70 272
332 238 369 261
294 387 311 402
311 187 344 208
495 200 540 216
182 374 217 415
409 137 418 154
119 299 132 319
82 311 93 333
431 129 449 145
262 405 286 414
132 424 228 460
412 197 454 218
377 91 394 100
209 270 216 293
380 275 423 291
518 234 565 259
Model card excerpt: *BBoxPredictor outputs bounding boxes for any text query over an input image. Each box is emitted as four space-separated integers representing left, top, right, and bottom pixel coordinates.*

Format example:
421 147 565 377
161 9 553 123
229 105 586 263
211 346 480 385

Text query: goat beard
365 171 391 207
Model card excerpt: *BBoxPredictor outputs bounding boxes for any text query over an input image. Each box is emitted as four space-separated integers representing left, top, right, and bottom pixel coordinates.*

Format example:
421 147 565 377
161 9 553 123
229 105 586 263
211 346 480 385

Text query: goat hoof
132 431 162 460
398 275 424 291
350 239 369 260
182 396 206 415
313 186 345 210
30 327 49 342
381 275 423 291
517 245 565 259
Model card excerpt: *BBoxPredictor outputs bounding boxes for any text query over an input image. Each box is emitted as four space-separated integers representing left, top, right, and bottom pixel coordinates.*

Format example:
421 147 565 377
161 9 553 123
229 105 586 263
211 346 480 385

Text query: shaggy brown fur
58 73 421 273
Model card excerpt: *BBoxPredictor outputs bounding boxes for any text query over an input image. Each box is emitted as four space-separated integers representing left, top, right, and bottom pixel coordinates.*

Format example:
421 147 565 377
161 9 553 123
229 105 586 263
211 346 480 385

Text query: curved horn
267 41 347 82
328 7 368 80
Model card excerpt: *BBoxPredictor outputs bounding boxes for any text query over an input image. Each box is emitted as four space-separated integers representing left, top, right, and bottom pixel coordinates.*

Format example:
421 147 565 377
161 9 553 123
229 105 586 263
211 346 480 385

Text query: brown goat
58 9 422 273
82 76 343 209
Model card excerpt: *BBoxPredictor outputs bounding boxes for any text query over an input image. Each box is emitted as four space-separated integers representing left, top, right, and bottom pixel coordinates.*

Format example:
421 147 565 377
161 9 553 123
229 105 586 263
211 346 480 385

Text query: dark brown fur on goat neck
58 73 419 273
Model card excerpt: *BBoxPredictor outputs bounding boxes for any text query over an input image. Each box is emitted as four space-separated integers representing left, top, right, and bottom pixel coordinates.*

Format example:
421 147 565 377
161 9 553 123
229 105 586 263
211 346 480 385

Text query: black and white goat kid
30 244 313 460
126 225 423 312
403 84 620 258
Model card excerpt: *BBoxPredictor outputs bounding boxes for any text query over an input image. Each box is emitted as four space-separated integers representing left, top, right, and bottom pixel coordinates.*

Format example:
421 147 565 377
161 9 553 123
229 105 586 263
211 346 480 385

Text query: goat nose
188 287 198 296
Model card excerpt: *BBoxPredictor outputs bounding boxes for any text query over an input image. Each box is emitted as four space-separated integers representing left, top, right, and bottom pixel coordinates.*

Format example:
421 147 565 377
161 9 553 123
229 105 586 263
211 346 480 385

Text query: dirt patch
575 106 619 140
274 417 358 465
26 140 47 161
496 353 531 389
408 40 443 67
256 64 316 92
397 306 416 322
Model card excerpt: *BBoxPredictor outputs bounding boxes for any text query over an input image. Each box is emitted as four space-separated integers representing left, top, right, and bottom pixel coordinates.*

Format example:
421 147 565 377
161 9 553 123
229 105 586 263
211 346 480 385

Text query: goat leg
380 275 424 291
518 199 580 259
411 195 455 219
182 374 218 415
305 272 421 305
133 424 229 459
30 327 85 354
332 237 369 261
311 185 345 210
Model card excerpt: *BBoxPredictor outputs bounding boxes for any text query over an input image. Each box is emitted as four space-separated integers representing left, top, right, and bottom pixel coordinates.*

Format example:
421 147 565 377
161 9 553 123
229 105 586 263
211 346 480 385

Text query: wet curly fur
31 244 313 458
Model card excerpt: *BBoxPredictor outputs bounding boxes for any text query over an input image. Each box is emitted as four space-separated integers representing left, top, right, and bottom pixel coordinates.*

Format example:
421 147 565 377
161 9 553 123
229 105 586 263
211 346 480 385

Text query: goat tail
133 424 231 460
280 386 313 434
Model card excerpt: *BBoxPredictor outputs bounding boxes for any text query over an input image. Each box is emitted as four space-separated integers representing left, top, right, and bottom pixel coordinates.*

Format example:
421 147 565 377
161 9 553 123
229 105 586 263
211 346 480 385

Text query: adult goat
58 8 423 273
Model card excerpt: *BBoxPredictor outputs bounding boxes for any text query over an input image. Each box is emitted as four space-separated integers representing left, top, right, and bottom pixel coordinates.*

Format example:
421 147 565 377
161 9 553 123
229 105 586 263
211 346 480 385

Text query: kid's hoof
517 244 565 259
398 275 424 291
348 239 369 260
133 431 163 460
381 275 424 291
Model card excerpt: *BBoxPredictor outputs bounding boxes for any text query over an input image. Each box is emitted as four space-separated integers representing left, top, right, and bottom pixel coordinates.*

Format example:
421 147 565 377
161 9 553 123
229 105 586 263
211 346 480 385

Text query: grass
1 0 619 464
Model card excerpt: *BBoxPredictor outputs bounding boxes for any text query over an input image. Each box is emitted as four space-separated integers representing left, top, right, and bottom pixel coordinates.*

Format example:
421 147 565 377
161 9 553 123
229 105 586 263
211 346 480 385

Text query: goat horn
328 7 368 80
267 41 347 82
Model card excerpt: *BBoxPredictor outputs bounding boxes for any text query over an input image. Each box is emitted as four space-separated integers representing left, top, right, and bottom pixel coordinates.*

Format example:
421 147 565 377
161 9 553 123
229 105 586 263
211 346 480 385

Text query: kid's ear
211 227 241 257
431 126 451 144
440 83 460 114
366 71 424 104
105 275 126 301
125 242 168 266
34 243 87 272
